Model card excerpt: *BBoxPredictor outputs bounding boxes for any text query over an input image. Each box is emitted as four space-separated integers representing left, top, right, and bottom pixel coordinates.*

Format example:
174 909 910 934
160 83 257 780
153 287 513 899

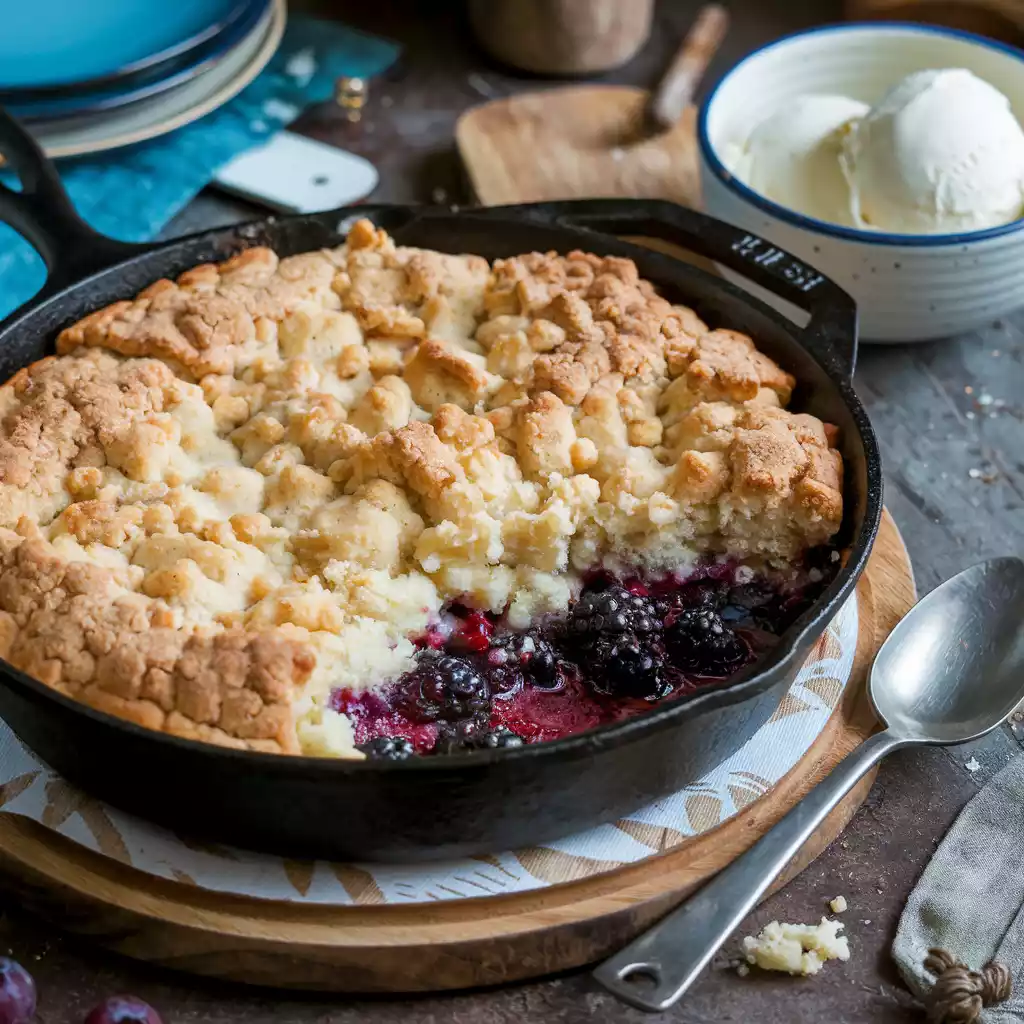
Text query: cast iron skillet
0 109 881 861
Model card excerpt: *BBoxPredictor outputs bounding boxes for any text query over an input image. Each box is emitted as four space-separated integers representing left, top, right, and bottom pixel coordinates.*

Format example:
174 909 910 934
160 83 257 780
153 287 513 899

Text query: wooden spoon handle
648 3 729 131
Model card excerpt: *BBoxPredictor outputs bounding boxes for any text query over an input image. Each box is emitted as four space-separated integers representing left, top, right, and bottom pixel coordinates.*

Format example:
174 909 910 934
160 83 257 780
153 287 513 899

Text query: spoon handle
594 729 909 1012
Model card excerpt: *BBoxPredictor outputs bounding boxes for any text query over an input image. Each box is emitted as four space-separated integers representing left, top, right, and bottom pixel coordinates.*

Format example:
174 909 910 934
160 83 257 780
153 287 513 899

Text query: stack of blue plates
0 0 284 158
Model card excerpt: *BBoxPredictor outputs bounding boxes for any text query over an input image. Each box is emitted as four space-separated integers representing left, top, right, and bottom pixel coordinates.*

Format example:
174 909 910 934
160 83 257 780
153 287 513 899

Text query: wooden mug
467 0 655 75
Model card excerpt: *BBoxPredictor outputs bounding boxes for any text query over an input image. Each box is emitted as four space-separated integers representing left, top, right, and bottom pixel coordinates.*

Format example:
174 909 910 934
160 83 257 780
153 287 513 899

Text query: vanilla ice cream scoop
726 95 869 227
842 68 1024 233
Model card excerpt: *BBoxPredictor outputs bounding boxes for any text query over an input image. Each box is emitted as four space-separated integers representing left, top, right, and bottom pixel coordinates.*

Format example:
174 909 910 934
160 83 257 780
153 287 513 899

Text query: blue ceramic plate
31 0 284 159
0 0 256 98
5 0 271 123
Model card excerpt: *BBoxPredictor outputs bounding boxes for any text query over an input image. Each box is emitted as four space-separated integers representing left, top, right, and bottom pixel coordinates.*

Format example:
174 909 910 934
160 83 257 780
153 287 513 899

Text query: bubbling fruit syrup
329 552 839 757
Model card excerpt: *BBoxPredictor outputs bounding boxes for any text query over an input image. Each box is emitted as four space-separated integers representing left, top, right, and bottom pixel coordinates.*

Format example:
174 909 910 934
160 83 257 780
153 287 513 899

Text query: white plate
33 0 285 160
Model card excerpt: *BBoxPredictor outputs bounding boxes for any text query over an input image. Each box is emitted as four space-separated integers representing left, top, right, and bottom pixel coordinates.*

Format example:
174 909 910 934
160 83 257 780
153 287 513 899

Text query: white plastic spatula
213 130 378 213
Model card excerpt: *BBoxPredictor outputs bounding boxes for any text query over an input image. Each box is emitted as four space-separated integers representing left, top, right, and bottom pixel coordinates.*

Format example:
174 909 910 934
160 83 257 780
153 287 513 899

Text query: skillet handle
0 106 147 307
481 199 859 382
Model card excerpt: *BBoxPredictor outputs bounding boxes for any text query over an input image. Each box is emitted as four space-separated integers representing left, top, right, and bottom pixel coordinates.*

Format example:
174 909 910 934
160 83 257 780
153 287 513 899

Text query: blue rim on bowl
697 21 1024 248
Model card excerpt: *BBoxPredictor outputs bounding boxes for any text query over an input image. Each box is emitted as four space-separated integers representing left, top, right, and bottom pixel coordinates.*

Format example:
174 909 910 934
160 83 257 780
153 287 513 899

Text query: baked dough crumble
0 222 843 757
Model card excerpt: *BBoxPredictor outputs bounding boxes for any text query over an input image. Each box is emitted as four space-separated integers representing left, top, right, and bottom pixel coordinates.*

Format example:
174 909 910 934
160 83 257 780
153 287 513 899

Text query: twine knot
924 948 1012 1024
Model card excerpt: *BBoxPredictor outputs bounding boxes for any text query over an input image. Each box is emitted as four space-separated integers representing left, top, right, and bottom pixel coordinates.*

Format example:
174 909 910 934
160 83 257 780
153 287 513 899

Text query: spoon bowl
597 556 1024 1012
871 557 1024 744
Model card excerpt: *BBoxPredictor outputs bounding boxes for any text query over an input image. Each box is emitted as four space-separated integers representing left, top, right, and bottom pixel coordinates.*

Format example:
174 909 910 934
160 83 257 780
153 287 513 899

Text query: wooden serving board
0 512 914 992
455 85 701 208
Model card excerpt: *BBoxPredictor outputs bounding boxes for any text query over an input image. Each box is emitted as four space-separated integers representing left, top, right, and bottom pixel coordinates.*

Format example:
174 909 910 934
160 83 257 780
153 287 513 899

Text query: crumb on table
742 918 850 976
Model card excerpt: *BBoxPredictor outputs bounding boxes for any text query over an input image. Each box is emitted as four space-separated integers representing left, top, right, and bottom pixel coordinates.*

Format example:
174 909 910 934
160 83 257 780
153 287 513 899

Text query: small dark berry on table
0 958 35 1024
84 995 162 1024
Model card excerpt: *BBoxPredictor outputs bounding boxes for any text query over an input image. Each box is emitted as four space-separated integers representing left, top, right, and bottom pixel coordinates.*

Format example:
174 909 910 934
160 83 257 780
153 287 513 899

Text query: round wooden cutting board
0 512 914 992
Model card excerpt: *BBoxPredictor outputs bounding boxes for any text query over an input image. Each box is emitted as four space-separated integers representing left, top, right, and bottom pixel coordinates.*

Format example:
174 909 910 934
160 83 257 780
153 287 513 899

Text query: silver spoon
595 556 1024 1013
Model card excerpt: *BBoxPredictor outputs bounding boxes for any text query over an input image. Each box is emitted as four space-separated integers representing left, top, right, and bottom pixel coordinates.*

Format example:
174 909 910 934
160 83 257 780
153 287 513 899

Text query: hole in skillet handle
0 105 150 322
465 198 859 385
619 964 661 993
593 959 677 1013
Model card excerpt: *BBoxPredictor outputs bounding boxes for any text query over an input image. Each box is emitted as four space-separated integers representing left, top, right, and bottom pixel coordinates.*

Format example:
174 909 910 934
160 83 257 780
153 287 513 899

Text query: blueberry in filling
359 736 416 761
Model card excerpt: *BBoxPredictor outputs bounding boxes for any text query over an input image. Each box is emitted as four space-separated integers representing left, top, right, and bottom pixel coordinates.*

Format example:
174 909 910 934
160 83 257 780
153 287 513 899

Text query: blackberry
476 726 525 750
655 579 728 618
728 580 776 611
723 580 781 629
359 736 416 761
481 658 523 695
566 585 662 648
406 651 490 721
433 719 522 755
591 633 670 701
665 607 748 676
489 632 559 687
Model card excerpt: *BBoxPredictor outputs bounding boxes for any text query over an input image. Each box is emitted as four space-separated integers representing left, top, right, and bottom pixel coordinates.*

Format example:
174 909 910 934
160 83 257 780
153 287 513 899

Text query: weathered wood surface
3 1 1021 1021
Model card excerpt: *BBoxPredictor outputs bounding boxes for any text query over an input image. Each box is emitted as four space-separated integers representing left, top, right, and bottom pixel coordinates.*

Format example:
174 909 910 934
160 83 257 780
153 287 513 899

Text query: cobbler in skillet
0 220 842 758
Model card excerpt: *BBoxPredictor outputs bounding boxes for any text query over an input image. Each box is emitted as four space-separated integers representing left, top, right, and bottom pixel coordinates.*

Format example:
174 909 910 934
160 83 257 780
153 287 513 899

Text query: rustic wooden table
3 2 1022 1021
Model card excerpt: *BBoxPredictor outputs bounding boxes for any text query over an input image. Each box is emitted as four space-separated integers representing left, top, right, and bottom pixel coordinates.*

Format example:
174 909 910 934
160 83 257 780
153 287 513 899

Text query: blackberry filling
338 553 837 757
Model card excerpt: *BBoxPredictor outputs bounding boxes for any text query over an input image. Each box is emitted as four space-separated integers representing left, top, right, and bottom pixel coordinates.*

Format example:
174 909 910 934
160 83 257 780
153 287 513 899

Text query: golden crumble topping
0 222 843 757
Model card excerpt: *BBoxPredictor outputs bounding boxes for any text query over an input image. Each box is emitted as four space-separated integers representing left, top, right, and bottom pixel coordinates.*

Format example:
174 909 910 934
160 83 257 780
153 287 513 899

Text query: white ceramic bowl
698 23 1024 342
